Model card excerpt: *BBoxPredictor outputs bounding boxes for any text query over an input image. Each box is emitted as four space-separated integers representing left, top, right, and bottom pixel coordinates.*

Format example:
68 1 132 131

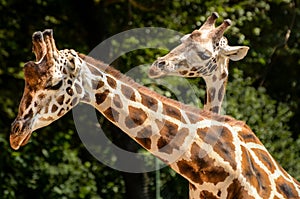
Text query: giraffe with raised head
149 12 249 114
10 29 300 198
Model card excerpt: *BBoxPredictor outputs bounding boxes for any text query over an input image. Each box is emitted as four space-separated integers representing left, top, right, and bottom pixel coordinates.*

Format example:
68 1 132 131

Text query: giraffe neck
203 57 229 114
78 54 234 173
79 54 202 163
77 54 300 199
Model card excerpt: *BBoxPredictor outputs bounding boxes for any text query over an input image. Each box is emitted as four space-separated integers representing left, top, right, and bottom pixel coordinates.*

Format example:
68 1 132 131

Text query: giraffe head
148 12 249 78
10 29 84 150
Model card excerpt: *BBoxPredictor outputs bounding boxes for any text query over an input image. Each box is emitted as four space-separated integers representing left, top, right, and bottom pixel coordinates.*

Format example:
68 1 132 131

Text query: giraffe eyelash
45 80 63 90
197 50 211 60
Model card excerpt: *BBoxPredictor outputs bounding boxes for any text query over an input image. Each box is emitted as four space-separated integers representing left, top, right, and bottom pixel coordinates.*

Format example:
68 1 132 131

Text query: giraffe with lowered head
10 28 300 198
149 12 249 114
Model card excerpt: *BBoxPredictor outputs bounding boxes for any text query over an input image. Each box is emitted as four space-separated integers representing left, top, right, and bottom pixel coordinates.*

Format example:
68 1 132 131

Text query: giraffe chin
10 132 32 150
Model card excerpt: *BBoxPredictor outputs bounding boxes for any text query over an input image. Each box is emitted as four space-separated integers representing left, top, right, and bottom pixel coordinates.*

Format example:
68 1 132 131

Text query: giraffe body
149 12 249 114
10 29 300 198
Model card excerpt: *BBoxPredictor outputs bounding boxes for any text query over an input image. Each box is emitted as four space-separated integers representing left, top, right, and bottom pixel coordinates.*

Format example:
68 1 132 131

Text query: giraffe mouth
148 67 166 78
10 132 32 150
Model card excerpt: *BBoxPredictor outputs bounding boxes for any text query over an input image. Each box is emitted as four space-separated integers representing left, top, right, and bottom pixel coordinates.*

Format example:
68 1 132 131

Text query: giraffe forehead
190 29 211 40
23 53 69 88
23 62 49 87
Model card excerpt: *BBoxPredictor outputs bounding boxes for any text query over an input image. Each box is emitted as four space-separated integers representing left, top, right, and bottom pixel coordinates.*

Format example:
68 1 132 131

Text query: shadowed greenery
0 0 299 198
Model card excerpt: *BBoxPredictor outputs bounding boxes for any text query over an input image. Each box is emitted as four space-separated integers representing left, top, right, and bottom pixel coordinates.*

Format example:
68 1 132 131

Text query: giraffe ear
180 34 191 43
220 46 249 61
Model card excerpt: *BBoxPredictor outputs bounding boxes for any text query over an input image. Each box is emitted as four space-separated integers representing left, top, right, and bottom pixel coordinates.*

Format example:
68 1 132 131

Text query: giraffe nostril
157 61 166 68
11 120 22 134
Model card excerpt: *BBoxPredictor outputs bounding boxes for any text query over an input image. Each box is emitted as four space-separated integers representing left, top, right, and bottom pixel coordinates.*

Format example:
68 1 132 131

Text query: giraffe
10 29 300 199
148 12 249 114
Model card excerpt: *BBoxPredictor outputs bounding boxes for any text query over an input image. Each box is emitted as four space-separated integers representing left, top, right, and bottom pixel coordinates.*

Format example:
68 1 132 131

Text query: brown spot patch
241 146 271 197
40 116 54 121
275 176 298 198
157 138 172 154
179 70 188 75
121 84 135 101
44 106 49 114
209 64 217 73
177 159 203 184
173 127 189 147
113 94 123 108
51 104 58 113
189 183 196 191
56 95 65 105
106 76 117 89
178 60 189 68
227 179 255 199
95 90 109 105
75 83 82 94
158 127 189 154
186 112 201 124
207 87 216 103
190 31 201 40
125 106 147 128
66 87 74 96
82 93 91 102
62 67 67 74
65 98 71 104
71 97 78 105
155 120 179 154
24 109 33 120
86 63 103 77
212 75 217 82
210 106 219 113
92 80 104 90
58 108 65 116
197 126 236 169
38 93 45 100
218 84 224 102
103 107 119 122
238 129 261 143
177 142 229 185
252 148 276 173
191 67 197 71
24 95 33 109
199 190 218 199
163 103 185 123
220 72 227 80
135 125 152 150
140 92 158 111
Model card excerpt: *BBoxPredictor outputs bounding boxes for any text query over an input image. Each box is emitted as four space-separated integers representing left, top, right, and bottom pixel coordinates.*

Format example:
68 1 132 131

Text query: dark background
0 0 299 198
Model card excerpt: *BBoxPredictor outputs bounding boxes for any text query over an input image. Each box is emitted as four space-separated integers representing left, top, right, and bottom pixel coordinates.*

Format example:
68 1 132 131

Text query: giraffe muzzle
148 60 168 78
10 119 32 150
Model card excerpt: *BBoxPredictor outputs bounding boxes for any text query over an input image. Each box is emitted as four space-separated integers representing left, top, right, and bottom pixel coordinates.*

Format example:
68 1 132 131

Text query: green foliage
0 0 299 198
0 134 99 199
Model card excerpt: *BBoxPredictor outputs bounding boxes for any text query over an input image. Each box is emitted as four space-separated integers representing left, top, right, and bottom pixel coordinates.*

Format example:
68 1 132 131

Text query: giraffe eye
46 80 63 90
197 50 211 60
